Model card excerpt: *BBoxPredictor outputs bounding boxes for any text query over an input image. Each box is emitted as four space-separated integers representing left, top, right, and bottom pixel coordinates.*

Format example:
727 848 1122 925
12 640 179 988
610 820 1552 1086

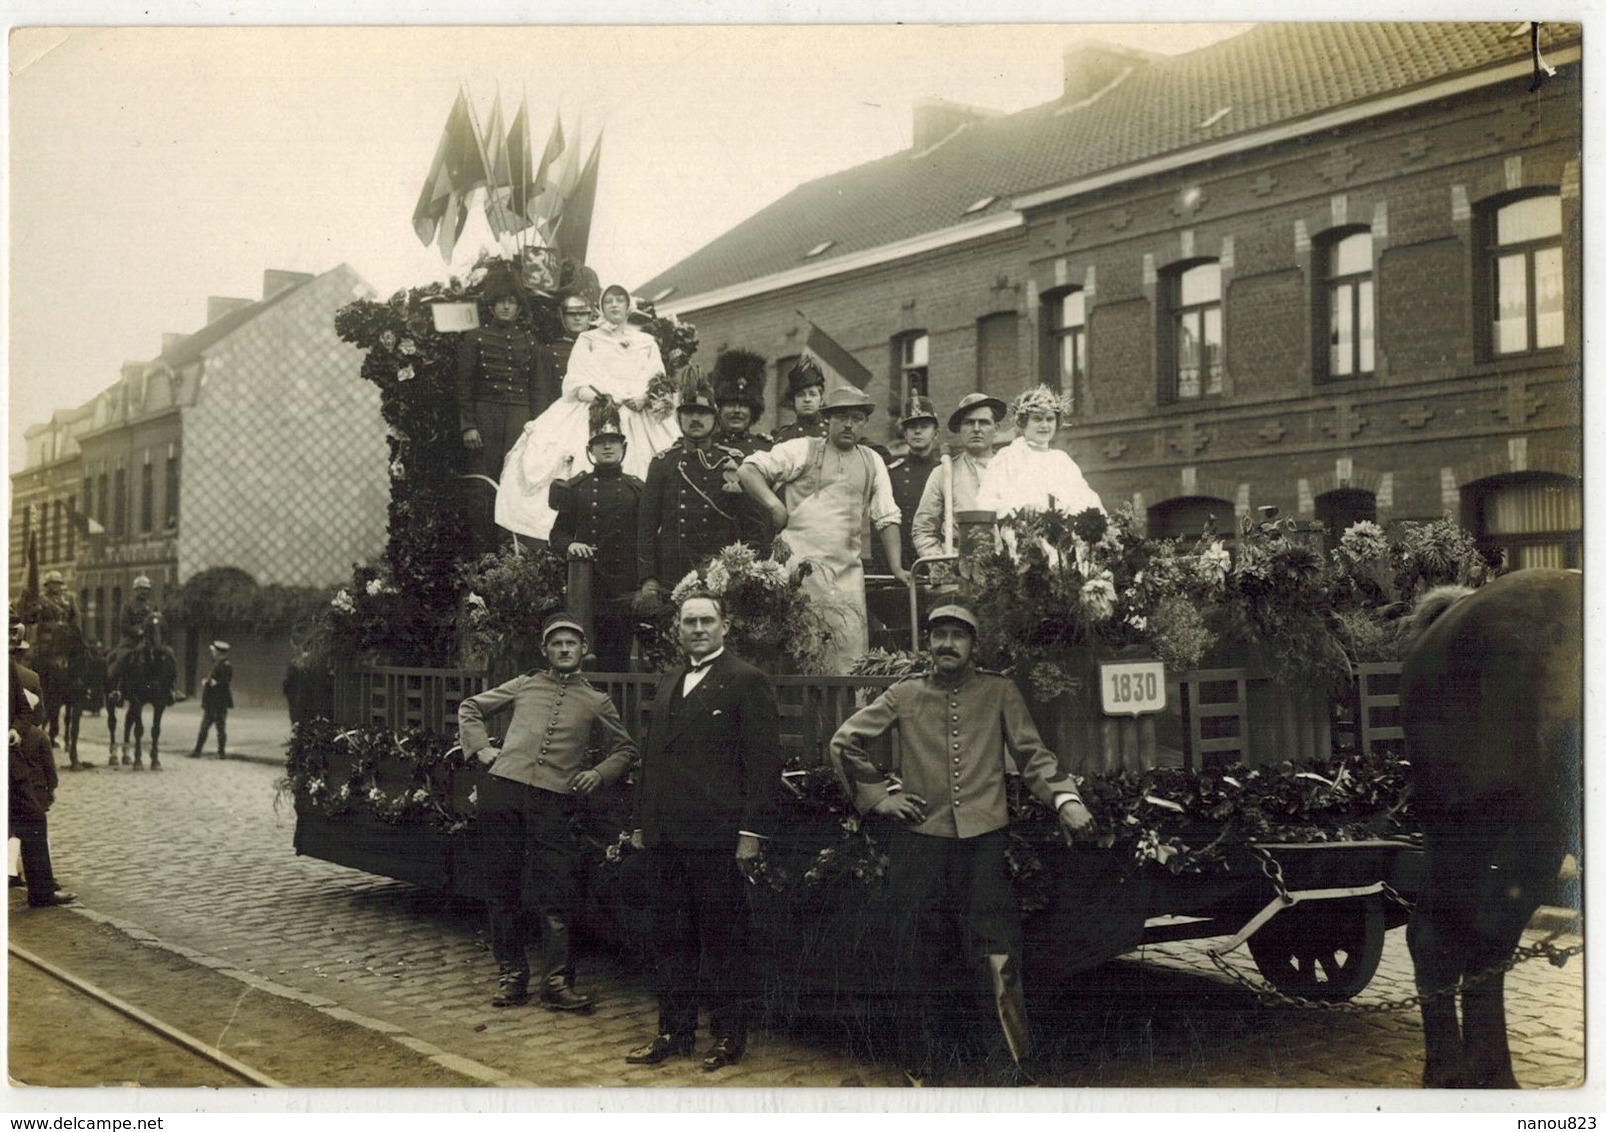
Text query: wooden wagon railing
331 661 1405 774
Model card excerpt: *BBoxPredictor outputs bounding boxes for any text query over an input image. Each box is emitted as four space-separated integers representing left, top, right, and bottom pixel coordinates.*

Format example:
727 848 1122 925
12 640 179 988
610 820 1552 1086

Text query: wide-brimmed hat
711 349 767 411
784 358 826 402
820 386 876 417
541 613 587 643
947 392 1008 433
926 604 979 636
899 394 939 428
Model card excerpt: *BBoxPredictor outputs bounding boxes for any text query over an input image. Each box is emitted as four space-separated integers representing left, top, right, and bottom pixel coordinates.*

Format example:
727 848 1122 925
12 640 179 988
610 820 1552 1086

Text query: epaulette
621 472 647 491
887 456 908 470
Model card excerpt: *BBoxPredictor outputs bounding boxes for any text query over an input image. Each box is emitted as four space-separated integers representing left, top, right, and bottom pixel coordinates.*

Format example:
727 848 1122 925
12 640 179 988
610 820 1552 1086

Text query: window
97 473 108 529
140 461 154 533
1148 496 1234 542
66 494 76 559
95 587 106 643
1321 231 1374 380
1466 473 1581 570
1316 489 1377 550
165 450 180 529
1486 192 1565 356
891 331 929 413
113 469 127 537
1042 289 1086 405
1163 261 1222 401
976 313 1019 398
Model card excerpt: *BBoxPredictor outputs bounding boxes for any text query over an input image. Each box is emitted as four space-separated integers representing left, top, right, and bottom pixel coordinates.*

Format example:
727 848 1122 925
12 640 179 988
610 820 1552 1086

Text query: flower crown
1010 384 1074 420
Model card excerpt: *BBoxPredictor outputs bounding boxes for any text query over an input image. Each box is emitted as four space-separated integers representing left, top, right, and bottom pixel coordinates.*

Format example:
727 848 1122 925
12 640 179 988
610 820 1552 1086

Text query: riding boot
491 964 530 1008
987 953 1034 1072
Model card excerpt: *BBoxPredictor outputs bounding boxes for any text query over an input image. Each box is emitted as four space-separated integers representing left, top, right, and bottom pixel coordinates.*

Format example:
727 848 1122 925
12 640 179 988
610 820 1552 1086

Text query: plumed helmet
785 357 826 402
676 367 718 415
711 349 768 412
587 397 627 444
899 394 939 428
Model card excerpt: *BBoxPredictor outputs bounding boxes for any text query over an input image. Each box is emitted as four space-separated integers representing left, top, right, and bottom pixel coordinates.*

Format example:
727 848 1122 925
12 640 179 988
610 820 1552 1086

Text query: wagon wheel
1246 896 1386 1003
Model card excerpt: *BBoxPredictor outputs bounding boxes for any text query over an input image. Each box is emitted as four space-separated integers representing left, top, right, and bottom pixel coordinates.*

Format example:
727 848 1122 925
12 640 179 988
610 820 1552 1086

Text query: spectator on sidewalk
10 654 74 907
190 641 235 760
458 614 637 1012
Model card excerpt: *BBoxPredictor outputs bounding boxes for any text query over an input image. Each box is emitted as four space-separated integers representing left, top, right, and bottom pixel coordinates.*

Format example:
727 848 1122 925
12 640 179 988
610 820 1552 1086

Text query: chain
1205 916 1583 1014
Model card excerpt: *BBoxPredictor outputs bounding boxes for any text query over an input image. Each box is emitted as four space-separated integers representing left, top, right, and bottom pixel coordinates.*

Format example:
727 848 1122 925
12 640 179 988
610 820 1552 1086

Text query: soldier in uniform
636 380 750 608
709 349 773 457
771 358 827 444
549 402 646 673
458 271 559 552
117 575 157 650
547 292 594 382
189 640 235 759
868 395 945 636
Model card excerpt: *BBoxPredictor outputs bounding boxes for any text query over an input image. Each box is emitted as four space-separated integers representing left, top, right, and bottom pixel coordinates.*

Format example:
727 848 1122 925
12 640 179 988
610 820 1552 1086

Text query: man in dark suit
625 593 783 1073
189 640 235 759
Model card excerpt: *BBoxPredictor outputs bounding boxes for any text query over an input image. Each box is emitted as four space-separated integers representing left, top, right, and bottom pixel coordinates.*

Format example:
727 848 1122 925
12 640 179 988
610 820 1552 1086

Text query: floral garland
284 719 1414 894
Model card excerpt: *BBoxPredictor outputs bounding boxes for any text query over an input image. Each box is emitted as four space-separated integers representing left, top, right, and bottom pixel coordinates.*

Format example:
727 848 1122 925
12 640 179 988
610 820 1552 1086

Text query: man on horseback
33 571 87 769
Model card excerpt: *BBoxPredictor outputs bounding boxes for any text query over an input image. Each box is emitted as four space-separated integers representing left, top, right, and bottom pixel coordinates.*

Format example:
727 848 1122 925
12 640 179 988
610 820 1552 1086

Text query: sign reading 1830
1099 659 1166 717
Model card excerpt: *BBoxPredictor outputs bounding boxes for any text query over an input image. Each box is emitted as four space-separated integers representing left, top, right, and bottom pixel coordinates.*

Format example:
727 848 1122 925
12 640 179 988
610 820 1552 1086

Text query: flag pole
461 82 495 264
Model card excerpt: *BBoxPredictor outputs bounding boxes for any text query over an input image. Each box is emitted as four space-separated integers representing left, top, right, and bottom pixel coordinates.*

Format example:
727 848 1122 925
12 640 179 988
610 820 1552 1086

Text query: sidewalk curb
64 904 536 1088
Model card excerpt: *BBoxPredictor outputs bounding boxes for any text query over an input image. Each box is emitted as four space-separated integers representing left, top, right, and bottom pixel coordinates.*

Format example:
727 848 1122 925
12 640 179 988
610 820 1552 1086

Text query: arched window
1161 261 1222 401
1316 489 1377 549
1484 192 1564 357
1465 472 1581 570
1320 230 1374 380
1148 496 1234 542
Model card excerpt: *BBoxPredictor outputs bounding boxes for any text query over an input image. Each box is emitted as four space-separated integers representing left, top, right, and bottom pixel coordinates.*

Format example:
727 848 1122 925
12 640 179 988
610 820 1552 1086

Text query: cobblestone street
11 701 1587 1095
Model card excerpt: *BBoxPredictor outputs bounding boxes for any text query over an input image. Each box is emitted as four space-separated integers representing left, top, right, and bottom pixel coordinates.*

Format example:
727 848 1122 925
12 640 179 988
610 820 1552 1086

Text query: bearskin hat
710 349 768 412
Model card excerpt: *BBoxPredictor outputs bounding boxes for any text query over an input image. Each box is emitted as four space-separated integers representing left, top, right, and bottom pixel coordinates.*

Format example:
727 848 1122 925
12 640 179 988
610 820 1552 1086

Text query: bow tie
687 656 716 673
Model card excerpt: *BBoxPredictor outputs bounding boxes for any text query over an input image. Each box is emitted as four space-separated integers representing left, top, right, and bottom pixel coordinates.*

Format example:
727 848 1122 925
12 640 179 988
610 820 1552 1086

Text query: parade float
283 91 1503 1024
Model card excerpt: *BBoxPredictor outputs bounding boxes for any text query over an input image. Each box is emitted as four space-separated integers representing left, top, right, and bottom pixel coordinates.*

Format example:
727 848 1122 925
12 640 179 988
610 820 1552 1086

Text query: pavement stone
22 703 1588 1093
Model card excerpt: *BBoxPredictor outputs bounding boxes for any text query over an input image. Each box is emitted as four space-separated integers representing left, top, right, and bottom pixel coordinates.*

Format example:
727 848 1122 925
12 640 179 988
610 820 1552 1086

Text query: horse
1397 567 1582 1089
34 616 88 768
109 612 180 771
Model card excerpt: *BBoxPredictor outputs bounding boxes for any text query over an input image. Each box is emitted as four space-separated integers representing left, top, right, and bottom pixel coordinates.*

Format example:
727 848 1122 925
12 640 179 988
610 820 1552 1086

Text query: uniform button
953 770 960 778
952 743 960 750
951 729 959 737
537 758 546 765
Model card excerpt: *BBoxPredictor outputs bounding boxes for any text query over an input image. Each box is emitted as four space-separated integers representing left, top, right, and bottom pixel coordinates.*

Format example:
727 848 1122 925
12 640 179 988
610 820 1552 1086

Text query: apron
780 442 875 675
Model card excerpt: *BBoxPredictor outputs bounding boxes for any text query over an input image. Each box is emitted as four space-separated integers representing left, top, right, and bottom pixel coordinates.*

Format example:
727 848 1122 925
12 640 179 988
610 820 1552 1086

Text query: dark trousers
478 774 580 984
469 398 532 555
590 612 635 674
10 818 56 901
193 709 228 756
645 840 753 1044
885 826 1023 1067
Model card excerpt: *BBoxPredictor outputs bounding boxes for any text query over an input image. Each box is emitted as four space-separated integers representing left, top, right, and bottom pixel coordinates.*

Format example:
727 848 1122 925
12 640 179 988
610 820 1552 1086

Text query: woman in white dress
977 384 1105 519
495 285 680 540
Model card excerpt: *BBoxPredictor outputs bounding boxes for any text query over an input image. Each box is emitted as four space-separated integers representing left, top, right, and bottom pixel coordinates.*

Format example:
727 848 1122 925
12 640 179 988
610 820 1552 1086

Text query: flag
411 90 489 262
535 111 584 227
552 132 603 265
482 94 525 239
20 532 39 624
800 321 874 390
505 99 537 222
530 110 564 221
67 504 104 537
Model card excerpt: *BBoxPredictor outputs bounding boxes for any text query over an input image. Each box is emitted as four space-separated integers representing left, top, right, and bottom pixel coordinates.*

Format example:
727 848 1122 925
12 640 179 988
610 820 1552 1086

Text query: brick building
10 264 391 699
640 24 1582 567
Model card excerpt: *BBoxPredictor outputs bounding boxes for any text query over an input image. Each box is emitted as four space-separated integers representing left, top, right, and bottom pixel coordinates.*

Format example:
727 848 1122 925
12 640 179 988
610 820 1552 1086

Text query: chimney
262 269 315 299
162 333 187 354
207 296 254 324
1060 41 1159 107
912 99 999 152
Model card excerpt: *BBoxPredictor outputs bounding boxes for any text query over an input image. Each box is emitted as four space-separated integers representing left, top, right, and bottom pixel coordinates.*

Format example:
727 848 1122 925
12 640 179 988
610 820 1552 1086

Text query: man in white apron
737 387 909 674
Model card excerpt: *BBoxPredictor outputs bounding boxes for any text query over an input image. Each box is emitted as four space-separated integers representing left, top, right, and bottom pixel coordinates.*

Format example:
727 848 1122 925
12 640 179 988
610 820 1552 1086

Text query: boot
987 953 1034 1072
490 966 530 1008
539 975 594 1013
